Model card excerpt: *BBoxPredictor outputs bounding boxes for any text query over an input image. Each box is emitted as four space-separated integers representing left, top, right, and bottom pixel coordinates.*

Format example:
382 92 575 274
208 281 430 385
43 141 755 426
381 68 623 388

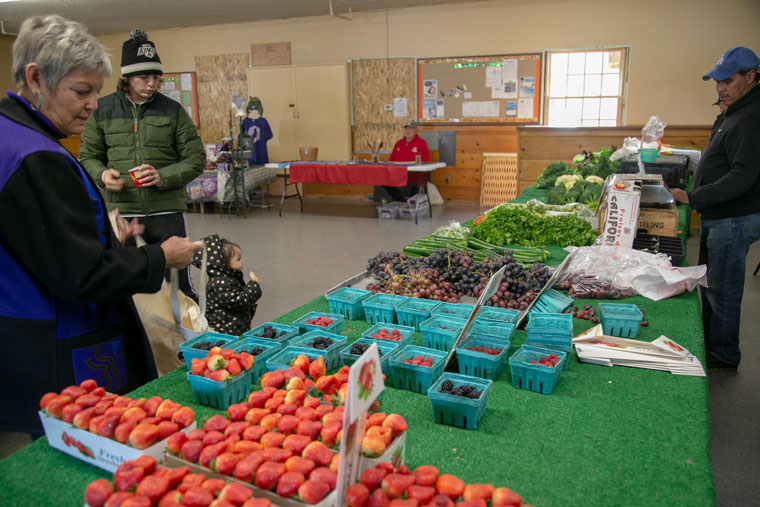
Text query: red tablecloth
289 163 409 186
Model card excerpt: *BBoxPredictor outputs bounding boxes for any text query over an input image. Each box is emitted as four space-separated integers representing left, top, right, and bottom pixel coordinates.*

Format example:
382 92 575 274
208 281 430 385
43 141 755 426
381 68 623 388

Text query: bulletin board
417 54 541 124
159 72 199 128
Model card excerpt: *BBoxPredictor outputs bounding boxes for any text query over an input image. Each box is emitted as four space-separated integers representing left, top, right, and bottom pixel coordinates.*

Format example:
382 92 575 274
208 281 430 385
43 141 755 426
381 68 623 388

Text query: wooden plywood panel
351 58 416 153
61 136 81 158
251 42 291 67
430 167 480 187
516 125 711 189
195 53 248 145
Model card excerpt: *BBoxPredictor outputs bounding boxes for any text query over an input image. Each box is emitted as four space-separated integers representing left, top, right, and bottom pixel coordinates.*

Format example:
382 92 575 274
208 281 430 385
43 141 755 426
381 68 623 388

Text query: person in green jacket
80 29 205 302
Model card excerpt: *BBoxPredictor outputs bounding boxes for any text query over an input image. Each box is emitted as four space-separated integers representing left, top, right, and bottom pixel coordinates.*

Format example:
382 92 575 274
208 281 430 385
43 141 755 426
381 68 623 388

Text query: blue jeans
698 212 760 365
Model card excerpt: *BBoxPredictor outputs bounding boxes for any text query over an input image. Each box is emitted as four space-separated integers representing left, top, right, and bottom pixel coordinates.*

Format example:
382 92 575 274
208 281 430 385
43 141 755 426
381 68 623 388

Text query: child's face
228 246 243 272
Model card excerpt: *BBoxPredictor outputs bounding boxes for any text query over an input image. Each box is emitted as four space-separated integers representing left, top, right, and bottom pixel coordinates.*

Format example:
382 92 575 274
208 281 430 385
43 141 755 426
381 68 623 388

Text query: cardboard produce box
39 411 195 473
164 453 337 507
637 204 679 237
597 179 641 248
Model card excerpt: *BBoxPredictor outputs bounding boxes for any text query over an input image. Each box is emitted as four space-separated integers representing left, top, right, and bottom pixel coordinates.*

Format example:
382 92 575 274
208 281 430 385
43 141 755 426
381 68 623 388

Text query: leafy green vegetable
472 205 598 247
546 185 569 205
535 161 572 189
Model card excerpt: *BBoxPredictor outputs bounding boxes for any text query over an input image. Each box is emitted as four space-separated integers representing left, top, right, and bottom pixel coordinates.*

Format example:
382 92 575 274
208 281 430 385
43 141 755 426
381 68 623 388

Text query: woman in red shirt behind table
384 120 430 202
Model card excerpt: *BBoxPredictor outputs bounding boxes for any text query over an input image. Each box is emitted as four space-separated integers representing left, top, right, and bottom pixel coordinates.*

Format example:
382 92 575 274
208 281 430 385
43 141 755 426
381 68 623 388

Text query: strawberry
297 479 331 504
309 466 337 490
218 482 253 505
435 474 465 500
180 439 203 463
178 486 213 507
276 471 305 498
285 455 316 476
361 466 389 491
346 483 371 507
135 474 170 505
226 358 242 376
84 478 113 507
255 461 286 491
206 354 226 371
208 369 231 382
203 414 230 432
237 351 255 371
233 452 264 483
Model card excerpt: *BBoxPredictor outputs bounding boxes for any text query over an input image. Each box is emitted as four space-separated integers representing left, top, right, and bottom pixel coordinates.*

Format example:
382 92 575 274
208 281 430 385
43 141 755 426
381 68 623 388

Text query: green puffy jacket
80 90 205 214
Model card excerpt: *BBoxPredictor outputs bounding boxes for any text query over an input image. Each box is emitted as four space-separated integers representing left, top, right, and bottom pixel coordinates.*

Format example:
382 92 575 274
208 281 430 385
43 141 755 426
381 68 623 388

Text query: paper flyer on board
502 59 518 98
423 79 438 99
393 97 408 117
517 98 533 119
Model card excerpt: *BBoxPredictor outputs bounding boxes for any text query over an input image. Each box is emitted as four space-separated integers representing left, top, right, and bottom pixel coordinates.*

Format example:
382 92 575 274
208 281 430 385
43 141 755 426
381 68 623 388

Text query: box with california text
39 411 195 473
597 178 641 248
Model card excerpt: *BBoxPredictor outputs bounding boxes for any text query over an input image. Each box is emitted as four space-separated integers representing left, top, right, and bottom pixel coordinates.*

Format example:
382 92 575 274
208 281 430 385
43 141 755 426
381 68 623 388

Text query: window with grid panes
544 48 628 127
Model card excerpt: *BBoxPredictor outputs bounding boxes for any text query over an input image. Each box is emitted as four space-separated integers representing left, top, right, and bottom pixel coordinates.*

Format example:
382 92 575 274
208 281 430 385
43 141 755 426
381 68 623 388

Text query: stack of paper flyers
572 325 705 376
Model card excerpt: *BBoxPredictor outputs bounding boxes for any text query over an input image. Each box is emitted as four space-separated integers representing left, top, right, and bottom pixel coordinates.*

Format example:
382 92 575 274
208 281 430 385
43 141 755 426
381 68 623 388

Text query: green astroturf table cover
0 198 712 506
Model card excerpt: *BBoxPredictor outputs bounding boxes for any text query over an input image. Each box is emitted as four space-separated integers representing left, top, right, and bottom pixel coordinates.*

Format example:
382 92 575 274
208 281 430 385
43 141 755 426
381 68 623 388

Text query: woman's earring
35 91 42 110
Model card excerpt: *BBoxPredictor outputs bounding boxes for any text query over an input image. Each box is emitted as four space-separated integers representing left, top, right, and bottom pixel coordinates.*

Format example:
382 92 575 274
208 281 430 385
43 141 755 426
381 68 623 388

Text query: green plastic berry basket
265 346 325 373
292 311 344 335
419 315 468 352
290 330 347 370
362 293 407 325
427 373 493 430
508 345 568 395
465 320 516 343
242 322 300 347
526 313 574 353
186 369 253 409
340 338 398 374
228 337 281 383
325 287 372 320
389 345 447 394
395 298 442 331
475 306 520 325
522 344 570 371
180 331 238 371
455 336 509 379
431 302 476 320
598 303 643 338
361 322 415 351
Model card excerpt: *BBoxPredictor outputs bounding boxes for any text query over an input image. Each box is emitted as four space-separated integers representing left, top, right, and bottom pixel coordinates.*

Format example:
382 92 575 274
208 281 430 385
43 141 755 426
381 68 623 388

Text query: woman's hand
160 237 203 269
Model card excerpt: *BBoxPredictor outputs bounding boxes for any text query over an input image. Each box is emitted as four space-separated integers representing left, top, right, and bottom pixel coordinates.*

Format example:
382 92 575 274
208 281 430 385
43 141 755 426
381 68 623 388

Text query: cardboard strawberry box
164 453 336 507
39 410 196 473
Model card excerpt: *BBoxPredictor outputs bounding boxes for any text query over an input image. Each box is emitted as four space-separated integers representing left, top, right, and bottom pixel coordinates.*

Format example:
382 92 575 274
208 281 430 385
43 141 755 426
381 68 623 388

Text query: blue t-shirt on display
242 117 273 165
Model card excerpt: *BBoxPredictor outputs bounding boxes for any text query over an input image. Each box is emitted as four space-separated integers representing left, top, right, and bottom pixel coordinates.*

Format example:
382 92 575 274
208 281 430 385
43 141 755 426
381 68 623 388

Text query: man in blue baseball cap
671 46 760 372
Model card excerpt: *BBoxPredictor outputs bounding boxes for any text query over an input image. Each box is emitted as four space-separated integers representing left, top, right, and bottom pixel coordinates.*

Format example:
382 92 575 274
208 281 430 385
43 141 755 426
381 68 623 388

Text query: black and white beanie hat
121 29 162 77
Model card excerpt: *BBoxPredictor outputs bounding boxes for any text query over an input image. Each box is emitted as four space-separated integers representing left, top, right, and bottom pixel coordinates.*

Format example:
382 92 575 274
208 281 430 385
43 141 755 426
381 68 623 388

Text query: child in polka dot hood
192 234 262 335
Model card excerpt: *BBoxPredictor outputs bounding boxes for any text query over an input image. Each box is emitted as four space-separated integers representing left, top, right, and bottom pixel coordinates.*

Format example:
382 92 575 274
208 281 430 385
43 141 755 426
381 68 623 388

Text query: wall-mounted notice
160 72 199 128
417 53 541 123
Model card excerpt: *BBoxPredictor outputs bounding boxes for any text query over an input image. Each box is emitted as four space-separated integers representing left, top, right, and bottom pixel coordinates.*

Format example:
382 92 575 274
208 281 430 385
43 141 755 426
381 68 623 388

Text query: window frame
542 46 630 127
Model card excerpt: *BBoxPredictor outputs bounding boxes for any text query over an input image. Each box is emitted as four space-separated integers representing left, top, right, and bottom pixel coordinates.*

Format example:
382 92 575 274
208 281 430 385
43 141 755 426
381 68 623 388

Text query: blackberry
308 336 334 350
350 342 371 355
440 379 454 393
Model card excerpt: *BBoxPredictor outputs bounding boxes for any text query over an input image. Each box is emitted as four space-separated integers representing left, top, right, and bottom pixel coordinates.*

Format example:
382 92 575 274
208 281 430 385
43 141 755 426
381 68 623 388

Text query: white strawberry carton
39 411 195 473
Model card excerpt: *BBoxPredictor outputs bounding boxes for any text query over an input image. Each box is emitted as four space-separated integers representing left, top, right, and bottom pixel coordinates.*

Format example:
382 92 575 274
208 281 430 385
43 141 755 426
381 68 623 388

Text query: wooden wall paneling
250 42 291 67
351 58 417 155
517 125 711 190
62 136 81 158
195 53 249 145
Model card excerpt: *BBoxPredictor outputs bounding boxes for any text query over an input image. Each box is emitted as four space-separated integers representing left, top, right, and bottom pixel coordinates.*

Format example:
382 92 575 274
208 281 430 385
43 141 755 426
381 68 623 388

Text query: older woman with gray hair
0 15 202 435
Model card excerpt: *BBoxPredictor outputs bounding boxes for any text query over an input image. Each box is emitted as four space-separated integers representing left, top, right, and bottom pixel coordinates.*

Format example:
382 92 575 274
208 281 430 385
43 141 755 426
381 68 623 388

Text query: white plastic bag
426 181 444 206
610 137 641 161
559 245 706 301
641 115 667 149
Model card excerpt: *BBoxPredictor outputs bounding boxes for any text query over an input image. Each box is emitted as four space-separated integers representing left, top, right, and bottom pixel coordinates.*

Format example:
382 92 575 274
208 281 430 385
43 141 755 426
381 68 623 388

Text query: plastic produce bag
556 245 706 301
610 137 641 161
641 115 667 150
